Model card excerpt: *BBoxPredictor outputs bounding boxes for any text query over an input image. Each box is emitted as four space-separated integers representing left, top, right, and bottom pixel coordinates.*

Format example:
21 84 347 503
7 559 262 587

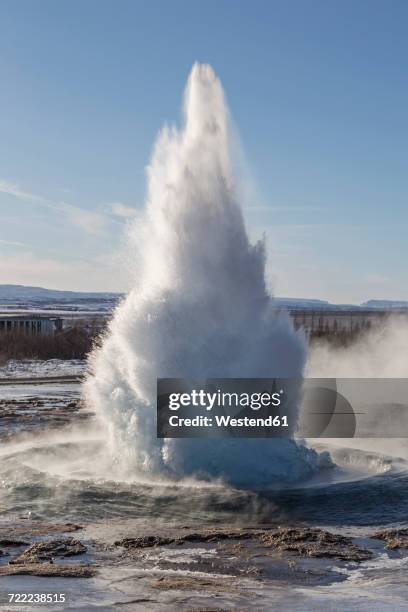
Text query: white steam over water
84 63 322 487
307 316 408 378
307 317 408 460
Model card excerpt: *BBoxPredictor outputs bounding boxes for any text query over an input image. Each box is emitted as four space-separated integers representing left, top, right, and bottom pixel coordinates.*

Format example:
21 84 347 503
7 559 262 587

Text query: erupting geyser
85 63 322 487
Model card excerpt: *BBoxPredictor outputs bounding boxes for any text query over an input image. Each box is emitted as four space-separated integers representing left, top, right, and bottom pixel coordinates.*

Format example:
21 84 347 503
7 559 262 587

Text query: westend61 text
168 414 288 428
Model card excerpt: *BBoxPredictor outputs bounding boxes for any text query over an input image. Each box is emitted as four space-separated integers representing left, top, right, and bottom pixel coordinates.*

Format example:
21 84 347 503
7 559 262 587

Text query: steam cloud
307 316 408 378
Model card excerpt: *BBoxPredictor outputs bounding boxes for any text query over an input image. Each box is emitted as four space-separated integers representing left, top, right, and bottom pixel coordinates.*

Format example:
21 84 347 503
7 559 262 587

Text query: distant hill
361 299 408 309
273 297 360 310
0 285 406 313
273 297 330 308
0 284 121 300
1 286 339 310
0 284 123 313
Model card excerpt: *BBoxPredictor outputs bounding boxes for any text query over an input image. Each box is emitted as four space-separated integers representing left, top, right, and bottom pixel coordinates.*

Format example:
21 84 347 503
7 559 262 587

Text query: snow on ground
0 359 87 379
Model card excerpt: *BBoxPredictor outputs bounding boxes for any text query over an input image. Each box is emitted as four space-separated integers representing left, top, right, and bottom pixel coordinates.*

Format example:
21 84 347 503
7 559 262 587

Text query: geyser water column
84 63 321 487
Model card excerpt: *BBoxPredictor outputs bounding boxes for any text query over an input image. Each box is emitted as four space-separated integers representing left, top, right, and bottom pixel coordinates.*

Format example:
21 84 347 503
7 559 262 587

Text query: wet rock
151 575 252 595
0 538 29 547
257 528 372 561
115 535 175 549
114 530 252 550
115 527 372 562
180 529 253 543
372 528 408 550
10 537 87 564
0 522 83 539
0 563 95 578
0 396 93 440
60 523 83 533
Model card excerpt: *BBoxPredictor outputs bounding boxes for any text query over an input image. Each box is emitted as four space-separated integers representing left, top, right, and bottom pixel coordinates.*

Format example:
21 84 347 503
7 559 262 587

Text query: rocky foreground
114 526 372 562
0 523 94 578
1 520 406 586
0 396 93 440
1 387 408 608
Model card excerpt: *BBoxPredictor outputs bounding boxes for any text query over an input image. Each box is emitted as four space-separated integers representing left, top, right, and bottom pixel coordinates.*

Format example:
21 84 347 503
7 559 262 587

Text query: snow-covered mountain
0 285 123 312
0 285 120 300
273 297 359 310
361 299 408 309
0 285 406 313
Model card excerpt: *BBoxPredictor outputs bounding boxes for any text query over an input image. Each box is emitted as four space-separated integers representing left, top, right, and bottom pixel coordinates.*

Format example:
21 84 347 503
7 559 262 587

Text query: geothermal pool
1 370 408 610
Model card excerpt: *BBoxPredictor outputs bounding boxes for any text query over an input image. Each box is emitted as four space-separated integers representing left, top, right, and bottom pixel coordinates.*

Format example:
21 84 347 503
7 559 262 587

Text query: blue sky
0 0 407 302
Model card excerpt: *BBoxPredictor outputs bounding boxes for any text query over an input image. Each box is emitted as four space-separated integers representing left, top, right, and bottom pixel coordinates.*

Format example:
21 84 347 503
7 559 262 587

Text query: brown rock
0 563 95 578
114 535 174 549
0 522 83 539
372 528 408 550
257 527 372 561
10 537 87 565
115 527 371 562
151 575 250 594
0 538 29 547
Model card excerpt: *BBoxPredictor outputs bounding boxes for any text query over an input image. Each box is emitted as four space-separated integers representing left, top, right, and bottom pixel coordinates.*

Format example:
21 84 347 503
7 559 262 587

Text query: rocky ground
0 520 403 581
2 383 408 609
372 527 408 550
0 523 93 579
0 396 93 441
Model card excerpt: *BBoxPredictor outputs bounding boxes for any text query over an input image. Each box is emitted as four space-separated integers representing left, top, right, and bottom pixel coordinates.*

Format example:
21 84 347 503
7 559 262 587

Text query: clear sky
1 0 407 303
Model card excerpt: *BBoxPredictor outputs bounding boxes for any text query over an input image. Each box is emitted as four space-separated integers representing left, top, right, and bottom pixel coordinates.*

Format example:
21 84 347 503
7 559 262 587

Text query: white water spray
85 64 322 487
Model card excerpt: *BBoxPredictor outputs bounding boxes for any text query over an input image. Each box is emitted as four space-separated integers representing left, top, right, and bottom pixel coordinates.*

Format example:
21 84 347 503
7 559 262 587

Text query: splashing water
84 63 322 487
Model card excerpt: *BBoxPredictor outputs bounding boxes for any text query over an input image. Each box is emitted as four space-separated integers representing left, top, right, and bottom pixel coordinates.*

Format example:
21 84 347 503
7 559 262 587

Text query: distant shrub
309 326 369 347
0 326 101 360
